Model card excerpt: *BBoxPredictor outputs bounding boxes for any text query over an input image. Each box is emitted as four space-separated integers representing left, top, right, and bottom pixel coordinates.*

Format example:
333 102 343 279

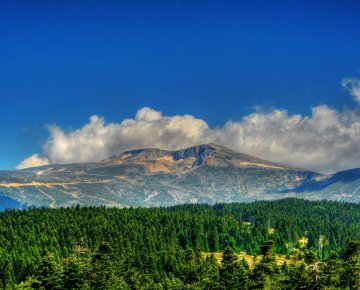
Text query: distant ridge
0 143 359 209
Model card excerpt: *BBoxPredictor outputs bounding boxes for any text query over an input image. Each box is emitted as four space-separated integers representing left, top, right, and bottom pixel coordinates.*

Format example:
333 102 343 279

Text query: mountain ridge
0 143 359 209
103 143 308 172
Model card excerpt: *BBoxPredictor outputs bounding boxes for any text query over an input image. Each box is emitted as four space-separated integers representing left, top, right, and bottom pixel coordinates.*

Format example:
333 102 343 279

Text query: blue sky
1 0 360 171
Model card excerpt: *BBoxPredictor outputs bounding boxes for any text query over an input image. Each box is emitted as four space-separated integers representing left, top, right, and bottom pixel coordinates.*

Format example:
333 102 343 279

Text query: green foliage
250 240 282 289
0 199 357 289
341 241 360 289
219 246 248 289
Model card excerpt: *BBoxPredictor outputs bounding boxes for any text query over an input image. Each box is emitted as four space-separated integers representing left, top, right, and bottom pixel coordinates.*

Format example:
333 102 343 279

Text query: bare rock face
0 143 359 209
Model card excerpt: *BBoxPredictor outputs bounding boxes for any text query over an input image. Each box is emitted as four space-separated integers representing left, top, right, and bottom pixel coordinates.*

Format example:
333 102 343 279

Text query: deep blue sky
1 0 360 169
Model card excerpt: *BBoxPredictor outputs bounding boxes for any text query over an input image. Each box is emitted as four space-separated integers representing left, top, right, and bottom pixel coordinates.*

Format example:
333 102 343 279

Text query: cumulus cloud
16 79 360 173
41 107 210 164
211 105 360 173
342 78 360 105
16 154 50 169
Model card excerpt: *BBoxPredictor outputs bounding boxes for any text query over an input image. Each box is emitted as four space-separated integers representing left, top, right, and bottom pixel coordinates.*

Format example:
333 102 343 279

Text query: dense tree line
14 240 360 289
0 198 358 289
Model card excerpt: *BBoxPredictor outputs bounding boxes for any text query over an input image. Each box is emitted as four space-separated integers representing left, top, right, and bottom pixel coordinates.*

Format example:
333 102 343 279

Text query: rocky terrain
0 143 359 209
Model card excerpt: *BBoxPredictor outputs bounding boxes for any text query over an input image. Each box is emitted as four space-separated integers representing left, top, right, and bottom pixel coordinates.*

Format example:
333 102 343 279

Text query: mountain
0 143 359 209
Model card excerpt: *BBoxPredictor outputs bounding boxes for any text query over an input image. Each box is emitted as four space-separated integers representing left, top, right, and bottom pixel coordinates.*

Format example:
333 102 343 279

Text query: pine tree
320 251 343 288
219 246 248 289
340 240 360 290
90 242 117 290
282 263 312 290
33 253 63 290
250 240 281 289
208 226 220 252
200 255 220 289
62 258 85 290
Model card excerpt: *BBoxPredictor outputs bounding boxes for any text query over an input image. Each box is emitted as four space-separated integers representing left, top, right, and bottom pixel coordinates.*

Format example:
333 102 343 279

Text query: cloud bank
18 79 360 173
16 154 50 170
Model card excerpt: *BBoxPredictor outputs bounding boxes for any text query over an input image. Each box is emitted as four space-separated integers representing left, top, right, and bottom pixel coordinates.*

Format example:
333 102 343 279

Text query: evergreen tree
33 253 63 290
200 255 220 289
321 251 343 288
89 242 118 290
62 258 85 290
219 246 248 289
250 240 281 289
340 240 360 290
282 263 312 290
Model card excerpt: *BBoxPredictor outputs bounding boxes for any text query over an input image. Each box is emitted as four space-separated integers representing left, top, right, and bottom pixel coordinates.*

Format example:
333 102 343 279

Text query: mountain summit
0 144 359 209
104 143 301 172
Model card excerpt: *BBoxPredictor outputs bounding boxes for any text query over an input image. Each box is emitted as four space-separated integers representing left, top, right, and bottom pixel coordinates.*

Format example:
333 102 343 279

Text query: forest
0 198 358 289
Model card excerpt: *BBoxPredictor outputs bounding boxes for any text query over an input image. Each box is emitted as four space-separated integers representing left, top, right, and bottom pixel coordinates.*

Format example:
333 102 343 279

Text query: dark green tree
321 251 343 288
62 258 85 290
89 242 117 290
340 240 360 290
33 253 63 290
219 246 248 289
250 240 281 289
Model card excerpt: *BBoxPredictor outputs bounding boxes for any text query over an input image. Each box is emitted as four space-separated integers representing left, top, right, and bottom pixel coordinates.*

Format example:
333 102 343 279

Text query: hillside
0 143 360 209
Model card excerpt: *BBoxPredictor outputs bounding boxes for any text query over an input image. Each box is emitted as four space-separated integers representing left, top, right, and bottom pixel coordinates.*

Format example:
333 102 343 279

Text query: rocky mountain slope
0 143 359 209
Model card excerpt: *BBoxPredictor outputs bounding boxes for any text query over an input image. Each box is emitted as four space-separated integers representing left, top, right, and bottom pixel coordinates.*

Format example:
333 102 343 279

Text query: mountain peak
4 142 360 209
106 143 218 166
104 143 303 171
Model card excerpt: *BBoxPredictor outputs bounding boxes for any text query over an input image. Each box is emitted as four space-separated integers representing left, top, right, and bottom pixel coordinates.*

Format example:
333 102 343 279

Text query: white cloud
210 105 360 173
41 107 210 164
342 78 360 105
16 79 360 173
135 107 162 121
16 154 50 169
